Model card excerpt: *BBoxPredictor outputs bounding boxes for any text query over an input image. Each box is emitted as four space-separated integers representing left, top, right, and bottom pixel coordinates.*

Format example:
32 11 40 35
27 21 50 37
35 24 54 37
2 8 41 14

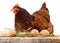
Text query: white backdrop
0 0 60 35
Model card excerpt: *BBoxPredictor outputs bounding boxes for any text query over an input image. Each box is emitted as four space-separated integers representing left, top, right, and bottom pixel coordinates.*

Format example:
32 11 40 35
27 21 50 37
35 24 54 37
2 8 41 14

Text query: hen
11 4 33 32
32 3 53 34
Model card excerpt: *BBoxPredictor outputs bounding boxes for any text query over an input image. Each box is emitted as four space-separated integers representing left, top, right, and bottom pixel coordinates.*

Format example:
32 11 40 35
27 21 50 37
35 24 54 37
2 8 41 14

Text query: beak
10 8 13 11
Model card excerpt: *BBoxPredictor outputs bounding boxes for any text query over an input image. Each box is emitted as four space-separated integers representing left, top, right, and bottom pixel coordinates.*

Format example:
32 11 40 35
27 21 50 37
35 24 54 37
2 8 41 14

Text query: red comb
14 4 19 6
10 4 19 11
13 4 19 9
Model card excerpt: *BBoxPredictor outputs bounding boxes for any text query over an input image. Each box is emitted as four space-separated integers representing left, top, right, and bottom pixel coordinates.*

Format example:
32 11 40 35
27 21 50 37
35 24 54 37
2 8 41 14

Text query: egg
6 29 16 37
31 29 39 34
40 30 49 35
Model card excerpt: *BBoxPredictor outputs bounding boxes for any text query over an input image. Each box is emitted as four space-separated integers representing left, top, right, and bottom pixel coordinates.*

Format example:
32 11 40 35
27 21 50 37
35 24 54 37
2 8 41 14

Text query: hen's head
40 2 48 10
11 4 20 14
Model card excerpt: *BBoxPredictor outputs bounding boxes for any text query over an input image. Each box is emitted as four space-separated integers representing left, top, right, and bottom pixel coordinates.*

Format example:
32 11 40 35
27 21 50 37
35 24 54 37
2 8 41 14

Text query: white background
0 0 60 35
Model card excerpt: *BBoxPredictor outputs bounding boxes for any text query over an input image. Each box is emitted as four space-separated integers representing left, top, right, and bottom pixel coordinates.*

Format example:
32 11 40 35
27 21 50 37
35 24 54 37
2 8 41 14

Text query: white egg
40 30 49 35
31 29 39 34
